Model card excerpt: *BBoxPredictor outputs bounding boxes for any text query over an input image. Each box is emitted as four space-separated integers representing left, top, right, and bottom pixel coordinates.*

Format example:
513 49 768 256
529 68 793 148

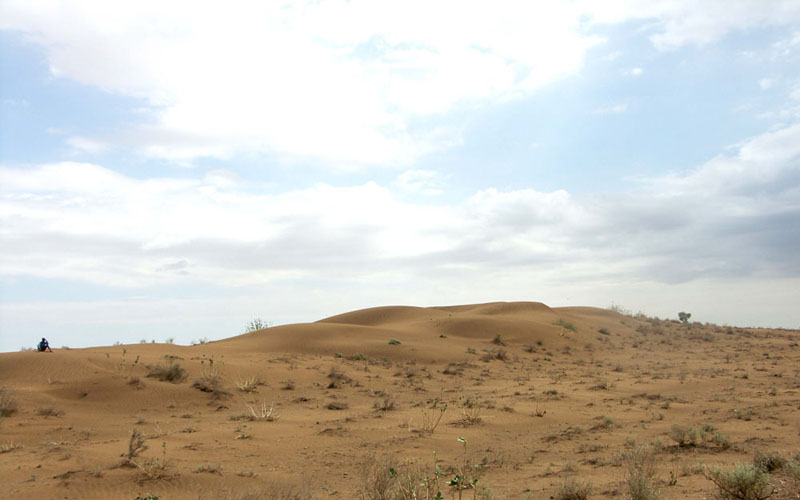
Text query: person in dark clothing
37 338 53 352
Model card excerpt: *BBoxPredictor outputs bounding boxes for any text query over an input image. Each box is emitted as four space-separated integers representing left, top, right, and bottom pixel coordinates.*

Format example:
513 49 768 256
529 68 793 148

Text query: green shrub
753 452 786 473
705 463 773 500
621 445 661 500
388 338 401 345
669 425 698 447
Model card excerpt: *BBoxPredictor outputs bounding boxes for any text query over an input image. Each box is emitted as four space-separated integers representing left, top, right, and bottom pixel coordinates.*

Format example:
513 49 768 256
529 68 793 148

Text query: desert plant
132 441 171 480
753 452 786 473
448 437 481 500
0 387 18 417
705 463 773 500
0 442 22 453
326 401 349 410
388 338 402 345
146 359 187 383
327 366 352 388
236 376 262 393
418 404 448 434
36 407 64 417
357 453 444 500
192 357 230 398
621 444 661 500
194 463 222 474
669 425 698 447
373 395 396 412
244 318 270 333
247 401 280 421
678 312 691 324
555 319 577 332
555 477 592 500
458 405 483 426
126 428 149 462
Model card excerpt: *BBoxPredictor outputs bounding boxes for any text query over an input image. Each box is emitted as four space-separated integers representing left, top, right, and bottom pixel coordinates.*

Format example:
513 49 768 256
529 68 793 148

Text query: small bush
388 338 401 345
555 319 577 332
753 452 786 473
126 428 148 461
0 387 18 417
556 477 592 500
669 425 698 447
192 374 230 398
621 444 661 500
36 407 64 417
146 360 187 383
326 401 349 410
244 318 270 332
373 396 396 412
705 463 773 500
480 349 509 362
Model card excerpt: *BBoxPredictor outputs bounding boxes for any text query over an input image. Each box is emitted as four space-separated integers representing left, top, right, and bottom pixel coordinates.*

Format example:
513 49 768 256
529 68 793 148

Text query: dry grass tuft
247 401 280 421
555 477 592 500
36 407 64 417
236 376 263 393
0 387 18 417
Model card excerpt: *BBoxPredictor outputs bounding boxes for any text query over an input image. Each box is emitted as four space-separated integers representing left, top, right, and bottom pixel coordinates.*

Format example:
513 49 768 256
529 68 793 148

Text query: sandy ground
1 301 798 499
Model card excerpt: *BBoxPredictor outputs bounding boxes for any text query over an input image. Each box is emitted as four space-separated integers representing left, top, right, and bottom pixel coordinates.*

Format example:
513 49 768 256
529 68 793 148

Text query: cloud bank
3 122 798 292
4 0 799 167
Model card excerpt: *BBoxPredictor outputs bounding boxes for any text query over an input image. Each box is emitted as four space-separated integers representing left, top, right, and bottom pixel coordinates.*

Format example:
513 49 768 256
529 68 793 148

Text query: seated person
37 338 53 352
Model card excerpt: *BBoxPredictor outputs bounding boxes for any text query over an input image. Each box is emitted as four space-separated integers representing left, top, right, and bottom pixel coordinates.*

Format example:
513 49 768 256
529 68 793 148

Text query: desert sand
1 301 798 499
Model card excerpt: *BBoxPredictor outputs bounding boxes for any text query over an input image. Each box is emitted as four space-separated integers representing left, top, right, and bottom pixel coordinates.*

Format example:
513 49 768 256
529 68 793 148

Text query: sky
1 1 799 352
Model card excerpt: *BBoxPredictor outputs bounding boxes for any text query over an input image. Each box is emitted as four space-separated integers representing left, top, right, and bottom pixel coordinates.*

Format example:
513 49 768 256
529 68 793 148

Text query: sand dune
1 302 798 499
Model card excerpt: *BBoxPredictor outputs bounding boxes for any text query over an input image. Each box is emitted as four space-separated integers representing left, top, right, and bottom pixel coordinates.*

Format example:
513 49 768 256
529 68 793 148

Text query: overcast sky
1 1 799 351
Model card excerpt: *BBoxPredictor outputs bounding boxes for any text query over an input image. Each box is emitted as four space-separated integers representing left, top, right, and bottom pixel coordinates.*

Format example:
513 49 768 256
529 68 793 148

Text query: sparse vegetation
555 318 577 332
388 338 402 345
36 407 64 417
621 444 661 500
555 477 592 500
125 429 148 462
146 359 187 383
236 375 263 393
246 401 280 421
0 387 18 417
192 357 230 398
244 318 270 333
705 463 773 500
132 441 171 480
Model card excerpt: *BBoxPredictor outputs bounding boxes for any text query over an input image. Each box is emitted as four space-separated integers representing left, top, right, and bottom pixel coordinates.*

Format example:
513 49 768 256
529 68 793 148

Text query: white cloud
2 121 799 291
5 1 798 167
628 67 643 76
66 136 109 154
0 1 604 167
759 78 774 90
394 169 445 195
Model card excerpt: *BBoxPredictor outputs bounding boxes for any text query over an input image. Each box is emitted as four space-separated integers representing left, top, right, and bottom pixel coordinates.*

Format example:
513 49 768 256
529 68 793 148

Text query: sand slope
1 302 798 499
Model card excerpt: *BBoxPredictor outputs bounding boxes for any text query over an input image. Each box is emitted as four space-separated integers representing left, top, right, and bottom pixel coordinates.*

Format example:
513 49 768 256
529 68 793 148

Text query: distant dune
1 302 798 499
